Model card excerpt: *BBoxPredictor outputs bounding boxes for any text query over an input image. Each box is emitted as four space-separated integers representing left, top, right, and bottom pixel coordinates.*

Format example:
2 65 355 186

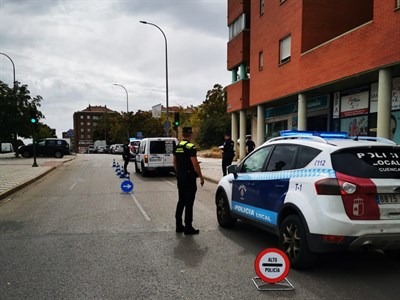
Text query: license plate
377 194 400 204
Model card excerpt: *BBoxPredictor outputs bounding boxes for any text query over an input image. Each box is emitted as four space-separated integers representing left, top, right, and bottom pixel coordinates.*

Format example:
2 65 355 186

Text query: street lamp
113 83 130 139
0 52 16 85
140 20 170 136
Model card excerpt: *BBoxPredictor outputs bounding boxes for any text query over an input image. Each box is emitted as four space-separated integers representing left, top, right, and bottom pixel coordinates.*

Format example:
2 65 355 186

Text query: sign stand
252 276 294 291
253 248 295 292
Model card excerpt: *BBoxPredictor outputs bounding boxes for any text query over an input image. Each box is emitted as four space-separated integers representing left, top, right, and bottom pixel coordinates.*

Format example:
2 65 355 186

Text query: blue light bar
279 130 348 139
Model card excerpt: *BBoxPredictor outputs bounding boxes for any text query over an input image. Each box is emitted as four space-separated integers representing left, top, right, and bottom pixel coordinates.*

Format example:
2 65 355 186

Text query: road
1 154 400 299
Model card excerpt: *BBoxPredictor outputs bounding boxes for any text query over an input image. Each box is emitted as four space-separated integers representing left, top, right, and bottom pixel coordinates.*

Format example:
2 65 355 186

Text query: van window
150 140 176 154
331 146 400 178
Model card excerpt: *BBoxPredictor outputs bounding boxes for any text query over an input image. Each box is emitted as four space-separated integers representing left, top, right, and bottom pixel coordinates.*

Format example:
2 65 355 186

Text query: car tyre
135 161 141 173
141 161 149 177
21 151 31 158
216 191 237 228
54 151 64 158
279 215 317 269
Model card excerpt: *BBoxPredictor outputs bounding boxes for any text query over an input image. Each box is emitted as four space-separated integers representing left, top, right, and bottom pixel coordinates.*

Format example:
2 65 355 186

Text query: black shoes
176 225 185 233
184 227 200 235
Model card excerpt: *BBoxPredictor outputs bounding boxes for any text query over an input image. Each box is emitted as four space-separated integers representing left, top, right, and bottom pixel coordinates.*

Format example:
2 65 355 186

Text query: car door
231 146 273 223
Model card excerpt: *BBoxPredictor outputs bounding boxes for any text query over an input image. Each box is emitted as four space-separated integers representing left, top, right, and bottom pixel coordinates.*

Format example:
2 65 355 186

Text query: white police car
215 131 400 269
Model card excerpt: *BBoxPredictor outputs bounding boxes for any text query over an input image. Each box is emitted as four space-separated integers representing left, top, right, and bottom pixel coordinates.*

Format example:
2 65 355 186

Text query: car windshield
331 146 400 178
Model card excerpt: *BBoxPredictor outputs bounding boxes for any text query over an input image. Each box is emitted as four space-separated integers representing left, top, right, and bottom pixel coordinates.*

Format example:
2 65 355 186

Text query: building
226 0 400 159
73 105 118 153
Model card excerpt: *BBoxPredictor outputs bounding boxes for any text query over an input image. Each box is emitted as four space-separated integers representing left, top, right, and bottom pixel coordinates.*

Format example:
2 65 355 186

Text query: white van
135 137 178 176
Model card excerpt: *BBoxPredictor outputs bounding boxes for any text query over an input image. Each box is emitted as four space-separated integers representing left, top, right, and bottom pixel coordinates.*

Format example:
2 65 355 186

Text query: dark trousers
222 155 234 176
123 158 129 174
175 174 197 227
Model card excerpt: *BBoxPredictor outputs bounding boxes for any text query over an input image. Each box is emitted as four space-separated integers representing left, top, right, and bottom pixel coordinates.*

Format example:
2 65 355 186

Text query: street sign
164 121 170 129
120 180 134 193
136 131 143 139
254 248 290 284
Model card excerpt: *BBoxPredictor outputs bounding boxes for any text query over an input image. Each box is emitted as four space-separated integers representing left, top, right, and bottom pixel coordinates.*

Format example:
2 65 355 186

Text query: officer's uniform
222 136 235 176
122 142 130 175
174 138 198 232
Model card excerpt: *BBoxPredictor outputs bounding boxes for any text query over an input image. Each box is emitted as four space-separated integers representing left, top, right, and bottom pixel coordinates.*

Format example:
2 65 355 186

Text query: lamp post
0 52 16 85
113 83 130 140
140 20 170 136
1 52 20 158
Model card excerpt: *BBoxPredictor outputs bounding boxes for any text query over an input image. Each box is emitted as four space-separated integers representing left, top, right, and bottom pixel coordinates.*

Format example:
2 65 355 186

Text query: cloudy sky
0 0 229 137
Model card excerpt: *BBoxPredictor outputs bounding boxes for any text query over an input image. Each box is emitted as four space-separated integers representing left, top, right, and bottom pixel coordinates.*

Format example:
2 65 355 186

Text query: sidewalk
0 153 76 201
0 153 225 201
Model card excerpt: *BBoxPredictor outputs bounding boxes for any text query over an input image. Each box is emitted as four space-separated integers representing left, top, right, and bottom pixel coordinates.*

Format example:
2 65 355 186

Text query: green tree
193 84 230 148
0 80 45 151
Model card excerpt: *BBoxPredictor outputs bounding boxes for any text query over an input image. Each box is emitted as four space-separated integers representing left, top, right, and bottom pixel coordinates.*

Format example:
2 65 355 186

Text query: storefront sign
333 92 340 119
340 86 369 117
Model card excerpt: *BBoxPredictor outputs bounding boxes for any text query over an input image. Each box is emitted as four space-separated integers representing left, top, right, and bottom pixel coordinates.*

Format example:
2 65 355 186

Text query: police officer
222 133 235 176
122 140 130 175
173 127 204 235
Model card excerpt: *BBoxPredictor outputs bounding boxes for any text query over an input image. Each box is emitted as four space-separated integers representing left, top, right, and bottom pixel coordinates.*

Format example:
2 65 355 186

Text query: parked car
215 130 400 269
135 137 178 176
18 139 70 158
129 140 141 161
86 145 95 153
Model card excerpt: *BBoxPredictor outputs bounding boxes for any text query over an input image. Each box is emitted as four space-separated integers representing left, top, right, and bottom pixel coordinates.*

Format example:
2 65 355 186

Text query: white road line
69 181 78 191
130 193 151 221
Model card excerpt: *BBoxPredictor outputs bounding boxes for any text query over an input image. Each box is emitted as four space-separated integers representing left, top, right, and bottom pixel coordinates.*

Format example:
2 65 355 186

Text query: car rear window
331 146 400 178
150 140 175 154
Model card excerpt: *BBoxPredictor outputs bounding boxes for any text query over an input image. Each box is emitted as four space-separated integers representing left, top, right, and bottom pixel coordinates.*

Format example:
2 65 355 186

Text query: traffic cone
112 159 116 168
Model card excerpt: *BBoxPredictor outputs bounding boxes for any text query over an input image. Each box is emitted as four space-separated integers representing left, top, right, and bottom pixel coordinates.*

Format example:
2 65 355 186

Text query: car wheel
54 151 63 158
216 191 237 228
141 161 149 177
279 215 317 269
21 151 31 158
135 161 141 173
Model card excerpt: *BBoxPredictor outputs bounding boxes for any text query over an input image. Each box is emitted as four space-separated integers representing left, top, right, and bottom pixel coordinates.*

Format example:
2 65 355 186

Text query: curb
0 155 76 202
0 166 56 201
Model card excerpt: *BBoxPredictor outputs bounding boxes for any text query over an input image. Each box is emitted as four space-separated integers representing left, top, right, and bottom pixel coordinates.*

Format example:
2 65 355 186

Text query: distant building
227 0 400 159
73 105 118 153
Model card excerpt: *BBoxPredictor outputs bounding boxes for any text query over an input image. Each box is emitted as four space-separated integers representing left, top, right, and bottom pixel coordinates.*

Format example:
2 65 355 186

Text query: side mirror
227 164 238 179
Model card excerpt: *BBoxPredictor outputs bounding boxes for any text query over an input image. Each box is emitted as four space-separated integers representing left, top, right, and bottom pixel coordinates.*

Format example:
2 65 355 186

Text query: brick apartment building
73 105 118 153
226 0 400 159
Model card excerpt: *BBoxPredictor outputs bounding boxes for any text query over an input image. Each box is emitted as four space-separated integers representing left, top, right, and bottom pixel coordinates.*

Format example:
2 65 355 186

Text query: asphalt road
1 154 400 299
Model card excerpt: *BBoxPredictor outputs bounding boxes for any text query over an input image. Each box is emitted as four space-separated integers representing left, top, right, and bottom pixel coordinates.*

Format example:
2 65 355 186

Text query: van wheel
135 161 140 173
22 151 31 158
216 191 236 228
141 161 149 177
54 151 63 158
279 215 317 269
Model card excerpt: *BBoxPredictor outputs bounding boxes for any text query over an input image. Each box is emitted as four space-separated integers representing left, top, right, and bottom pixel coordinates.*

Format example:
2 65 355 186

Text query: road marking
130 193 151 221
69 177 85 191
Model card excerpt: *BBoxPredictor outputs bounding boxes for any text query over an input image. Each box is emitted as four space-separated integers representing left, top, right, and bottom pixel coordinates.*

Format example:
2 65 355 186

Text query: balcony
226 79 250 113
227 30 250 70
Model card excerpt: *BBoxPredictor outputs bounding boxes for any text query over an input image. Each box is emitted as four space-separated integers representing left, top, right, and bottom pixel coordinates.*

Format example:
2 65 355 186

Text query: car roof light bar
280 130 348 139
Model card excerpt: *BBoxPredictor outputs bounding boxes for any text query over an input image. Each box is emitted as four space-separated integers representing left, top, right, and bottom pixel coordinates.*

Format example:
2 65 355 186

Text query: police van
215 131 400 269
135 137 178 176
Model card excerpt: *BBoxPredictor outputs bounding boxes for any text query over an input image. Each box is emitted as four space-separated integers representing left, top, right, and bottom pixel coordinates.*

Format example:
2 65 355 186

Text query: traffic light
30 117 37 124
174 112 180 127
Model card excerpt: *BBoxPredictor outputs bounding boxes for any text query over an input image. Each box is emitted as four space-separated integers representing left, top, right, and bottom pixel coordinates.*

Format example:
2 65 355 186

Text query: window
397 0 400 8
295 146 322 169
80 115 83 119
93 115 99 120
87 128 91 132
87 134 91 139
266 145 297 171
258 51 263 70
87 122 90 126
279 35 291 64
87 115 90 119
80 122 84 126
260 0 265 15
241 146 272 173
229 13 249 40
81 134 84 139
80 128 84 132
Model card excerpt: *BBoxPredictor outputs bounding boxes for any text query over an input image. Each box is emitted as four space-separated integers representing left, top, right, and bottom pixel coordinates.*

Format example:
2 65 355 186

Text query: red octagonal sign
254 248 290 284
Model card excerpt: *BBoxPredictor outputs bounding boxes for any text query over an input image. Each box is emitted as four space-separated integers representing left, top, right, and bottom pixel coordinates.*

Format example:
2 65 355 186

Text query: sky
0 0 229 137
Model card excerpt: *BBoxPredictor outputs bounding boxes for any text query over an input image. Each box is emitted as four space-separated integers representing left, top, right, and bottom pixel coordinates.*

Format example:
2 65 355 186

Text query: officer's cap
182 127 193 134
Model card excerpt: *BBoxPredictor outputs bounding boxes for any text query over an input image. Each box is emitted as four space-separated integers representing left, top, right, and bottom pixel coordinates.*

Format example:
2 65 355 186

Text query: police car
215 131 400 269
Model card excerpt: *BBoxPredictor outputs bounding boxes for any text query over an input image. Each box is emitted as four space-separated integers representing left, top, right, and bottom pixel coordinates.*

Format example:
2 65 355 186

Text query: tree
0 80 46 151
193 84 230 148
